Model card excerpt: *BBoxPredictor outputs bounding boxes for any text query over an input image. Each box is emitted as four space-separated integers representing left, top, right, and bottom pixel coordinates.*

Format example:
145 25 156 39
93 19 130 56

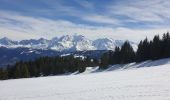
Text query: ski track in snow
1 59 170 100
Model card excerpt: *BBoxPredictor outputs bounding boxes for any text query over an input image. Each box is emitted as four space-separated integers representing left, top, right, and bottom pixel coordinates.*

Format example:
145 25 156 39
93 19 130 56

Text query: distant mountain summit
0 35 138 51
0 37 18 46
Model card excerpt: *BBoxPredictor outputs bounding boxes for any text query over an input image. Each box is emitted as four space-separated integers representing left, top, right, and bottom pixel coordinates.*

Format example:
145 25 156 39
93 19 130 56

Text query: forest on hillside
0 32 170 80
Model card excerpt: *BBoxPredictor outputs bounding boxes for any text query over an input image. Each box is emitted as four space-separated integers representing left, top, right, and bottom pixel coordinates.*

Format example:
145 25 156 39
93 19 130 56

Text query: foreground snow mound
0 59 170 100
105 58 170 71
80 58 170 74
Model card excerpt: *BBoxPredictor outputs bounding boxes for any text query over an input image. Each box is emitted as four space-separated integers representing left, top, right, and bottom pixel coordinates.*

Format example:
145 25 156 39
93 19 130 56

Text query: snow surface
1 58 170 100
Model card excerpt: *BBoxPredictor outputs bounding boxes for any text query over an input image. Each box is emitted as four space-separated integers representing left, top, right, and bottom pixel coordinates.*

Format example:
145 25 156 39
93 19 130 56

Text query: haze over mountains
0 35 137 51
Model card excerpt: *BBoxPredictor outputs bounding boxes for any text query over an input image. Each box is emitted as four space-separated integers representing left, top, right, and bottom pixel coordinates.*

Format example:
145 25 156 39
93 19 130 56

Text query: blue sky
0 0 170 41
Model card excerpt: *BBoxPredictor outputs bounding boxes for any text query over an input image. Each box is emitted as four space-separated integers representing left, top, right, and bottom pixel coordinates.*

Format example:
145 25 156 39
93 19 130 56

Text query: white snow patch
0 58 170 100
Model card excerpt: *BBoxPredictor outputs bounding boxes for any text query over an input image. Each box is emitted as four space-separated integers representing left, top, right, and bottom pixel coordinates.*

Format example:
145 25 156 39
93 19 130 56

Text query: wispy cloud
82 14 121 25
108 0 170 23
73 0 94 9
39 0 83 17
0 0 170 41
0 10 169 42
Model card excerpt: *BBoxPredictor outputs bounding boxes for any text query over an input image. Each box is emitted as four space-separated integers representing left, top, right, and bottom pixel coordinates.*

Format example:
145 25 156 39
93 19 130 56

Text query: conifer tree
136 40 143 62
136 38 151 62
120 41 135 64
0 68 8 80
99 52 110 69
150 35 162 60
112 46 121 64
14 65 21 78
21 64 30 78
162 32 170 58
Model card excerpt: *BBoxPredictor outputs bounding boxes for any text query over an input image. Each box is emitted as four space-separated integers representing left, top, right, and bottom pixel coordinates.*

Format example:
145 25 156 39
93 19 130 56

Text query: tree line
0 56 98 80
0 32 170 80
100 32 170 69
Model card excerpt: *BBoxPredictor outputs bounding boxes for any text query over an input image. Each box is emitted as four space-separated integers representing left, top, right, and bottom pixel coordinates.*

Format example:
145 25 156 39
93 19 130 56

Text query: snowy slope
93 38 118 50
0 58 170 100
0 35 138 51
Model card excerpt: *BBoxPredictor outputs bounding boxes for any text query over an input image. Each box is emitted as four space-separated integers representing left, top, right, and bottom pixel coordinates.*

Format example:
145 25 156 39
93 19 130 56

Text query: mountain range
0 35 137 51
0 35 138 67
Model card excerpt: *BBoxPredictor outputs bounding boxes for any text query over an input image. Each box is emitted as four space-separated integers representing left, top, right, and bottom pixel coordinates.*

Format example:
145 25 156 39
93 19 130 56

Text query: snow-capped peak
0 37 18 46
0 37 11 41
0 35 138 51
59 35 73 42
48 34 95 51
93 38 119 50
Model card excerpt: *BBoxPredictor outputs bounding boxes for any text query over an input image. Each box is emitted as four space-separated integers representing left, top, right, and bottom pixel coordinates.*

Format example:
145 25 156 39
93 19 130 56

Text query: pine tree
99 52 110 69
136 38 151 62
14 65 21 78
150 35 162 60
120 41 135 64
162 32 170 58
0 68 8 80
21 64 30 78
108 50 114 65
112 47 121 64
136 40 143 62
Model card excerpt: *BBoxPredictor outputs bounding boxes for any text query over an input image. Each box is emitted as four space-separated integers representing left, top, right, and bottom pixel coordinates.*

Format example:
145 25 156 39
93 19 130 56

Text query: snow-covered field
1 58 170 100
